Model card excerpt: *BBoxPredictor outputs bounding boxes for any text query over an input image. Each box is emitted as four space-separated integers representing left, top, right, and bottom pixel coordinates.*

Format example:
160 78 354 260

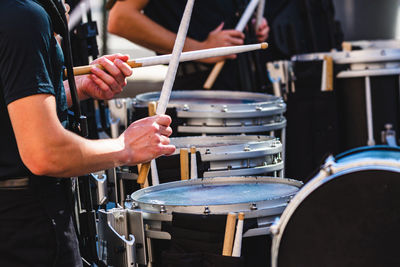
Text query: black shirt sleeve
0 1 56 105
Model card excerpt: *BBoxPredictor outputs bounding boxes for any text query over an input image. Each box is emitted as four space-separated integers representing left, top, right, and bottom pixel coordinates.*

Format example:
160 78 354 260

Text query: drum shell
271 146 400 267
156 135 284 183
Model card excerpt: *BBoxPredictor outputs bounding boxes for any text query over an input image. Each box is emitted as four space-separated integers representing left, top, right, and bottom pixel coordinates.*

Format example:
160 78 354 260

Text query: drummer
0 0 175 266
108 0 270 91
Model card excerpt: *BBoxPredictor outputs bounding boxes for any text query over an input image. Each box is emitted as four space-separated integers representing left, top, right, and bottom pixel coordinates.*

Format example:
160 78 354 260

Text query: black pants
0 178 82 267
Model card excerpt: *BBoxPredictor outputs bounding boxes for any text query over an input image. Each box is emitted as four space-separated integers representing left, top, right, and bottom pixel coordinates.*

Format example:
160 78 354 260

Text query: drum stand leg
281 128 286 177
145 225 153 267
365 76 375 146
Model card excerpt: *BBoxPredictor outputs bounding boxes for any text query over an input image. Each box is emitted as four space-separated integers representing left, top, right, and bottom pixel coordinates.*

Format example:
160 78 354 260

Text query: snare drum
130 90 286 136
127 176 302 266
270 146 400 266
153 135 284 184
269 47 400 180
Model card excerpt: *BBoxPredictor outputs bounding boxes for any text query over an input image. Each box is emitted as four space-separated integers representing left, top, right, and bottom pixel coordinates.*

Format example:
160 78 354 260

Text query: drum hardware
98 209 136 267
90 172 108 206
109 98 133 137
267 61 296 100
381 123 398 146
365 76 375 146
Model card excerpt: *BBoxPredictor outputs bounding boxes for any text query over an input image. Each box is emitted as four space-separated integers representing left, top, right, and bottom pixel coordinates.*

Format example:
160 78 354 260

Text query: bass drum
270 146 400 266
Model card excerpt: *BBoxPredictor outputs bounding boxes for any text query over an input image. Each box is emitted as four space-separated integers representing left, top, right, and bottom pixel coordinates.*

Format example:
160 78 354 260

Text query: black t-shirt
144 0 266 91
0 0 68 179
144 0 241 42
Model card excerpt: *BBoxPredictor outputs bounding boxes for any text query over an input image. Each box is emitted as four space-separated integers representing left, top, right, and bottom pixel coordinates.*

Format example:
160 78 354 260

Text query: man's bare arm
8 94 174 177
108 0 244 63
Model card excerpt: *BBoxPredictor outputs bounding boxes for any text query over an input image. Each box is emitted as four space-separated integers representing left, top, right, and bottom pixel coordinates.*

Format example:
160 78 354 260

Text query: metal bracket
127 210 147 265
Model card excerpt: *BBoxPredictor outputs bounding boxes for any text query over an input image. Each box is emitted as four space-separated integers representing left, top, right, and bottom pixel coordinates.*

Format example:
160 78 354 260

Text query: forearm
108 1 203 54
39 129 127 177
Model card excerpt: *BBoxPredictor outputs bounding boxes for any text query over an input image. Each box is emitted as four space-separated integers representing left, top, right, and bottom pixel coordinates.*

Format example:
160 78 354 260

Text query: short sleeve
0 2 56 105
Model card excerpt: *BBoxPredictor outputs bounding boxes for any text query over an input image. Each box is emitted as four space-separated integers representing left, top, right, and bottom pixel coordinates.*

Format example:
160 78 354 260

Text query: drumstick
137 0 195 185
256 0 265 29
67 43 268 77
137 102 158 186
190 146 198 179
232 212 245 257
203 0 261 89
180 148 189 180
222 212 237 256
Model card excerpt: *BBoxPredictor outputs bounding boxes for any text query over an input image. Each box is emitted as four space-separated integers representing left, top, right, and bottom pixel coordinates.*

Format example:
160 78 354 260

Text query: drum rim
130 176 302 216
133 91 286 117
270 160 400 267
170 135 282 157
291 48 400 64
135 90 282 103
335 145 400 161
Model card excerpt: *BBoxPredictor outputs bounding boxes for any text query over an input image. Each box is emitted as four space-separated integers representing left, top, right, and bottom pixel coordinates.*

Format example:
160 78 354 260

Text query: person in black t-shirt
108 0 270 91
0 1 175 266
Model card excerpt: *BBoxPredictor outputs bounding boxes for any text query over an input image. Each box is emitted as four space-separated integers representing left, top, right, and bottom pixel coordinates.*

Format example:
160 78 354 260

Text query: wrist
114 135 131 167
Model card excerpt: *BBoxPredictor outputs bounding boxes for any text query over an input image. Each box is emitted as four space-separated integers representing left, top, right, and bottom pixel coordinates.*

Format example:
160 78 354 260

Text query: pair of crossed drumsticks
66 0 268 186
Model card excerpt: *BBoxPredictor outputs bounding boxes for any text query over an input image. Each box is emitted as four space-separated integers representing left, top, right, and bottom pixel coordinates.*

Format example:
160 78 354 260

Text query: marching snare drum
270 47 400 180
270 146 400 267
153 135 284 184
130 90 286 136
128 176 302 266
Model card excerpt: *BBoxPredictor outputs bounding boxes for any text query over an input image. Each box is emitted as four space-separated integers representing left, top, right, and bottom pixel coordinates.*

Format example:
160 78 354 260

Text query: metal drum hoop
131 177 302 220
133 90 286 119
270 149 400 267
170 135 282 160
292 48 400 64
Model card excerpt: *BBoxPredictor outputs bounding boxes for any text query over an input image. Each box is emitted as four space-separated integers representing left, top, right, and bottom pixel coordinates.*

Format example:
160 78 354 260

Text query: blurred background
84 0 400 97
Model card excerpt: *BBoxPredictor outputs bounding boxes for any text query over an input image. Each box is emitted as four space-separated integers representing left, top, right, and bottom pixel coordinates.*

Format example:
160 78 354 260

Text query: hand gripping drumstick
66 43 268 77
232 212 245 257
203 0 261 89
137 102 159 188
137 0 195 185
223 212 238 256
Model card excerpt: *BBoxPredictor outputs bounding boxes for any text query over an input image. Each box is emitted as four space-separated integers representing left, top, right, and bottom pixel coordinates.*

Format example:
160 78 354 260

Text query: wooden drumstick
222 212 237 256
232 212 245 257
180 148 189 180
190 146 198 179
137 102 157 185
204 0 261 89
137 0 195 185
65 43 268 77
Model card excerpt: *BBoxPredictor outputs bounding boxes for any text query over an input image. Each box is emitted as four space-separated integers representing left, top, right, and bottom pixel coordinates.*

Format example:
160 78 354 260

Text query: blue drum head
134 182 299 206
